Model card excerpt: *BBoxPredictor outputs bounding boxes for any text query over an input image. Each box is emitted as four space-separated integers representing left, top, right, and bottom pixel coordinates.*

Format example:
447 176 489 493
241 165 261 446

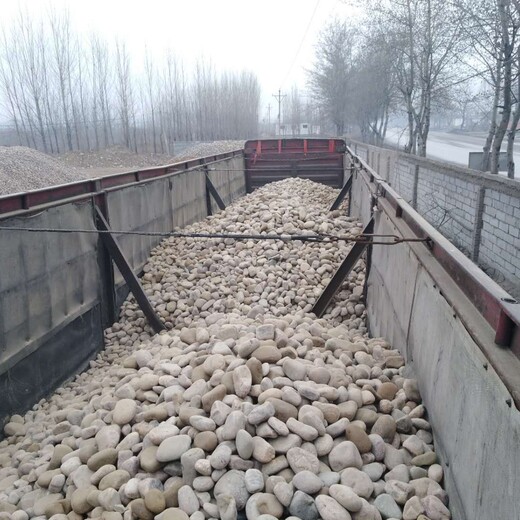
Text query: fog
0 0 355 116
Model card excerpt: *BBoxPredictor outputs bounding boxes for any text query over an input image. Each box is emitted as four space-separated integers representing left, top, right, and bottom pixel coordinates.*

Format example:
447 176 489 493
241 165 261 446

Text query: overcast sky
2 0 358 118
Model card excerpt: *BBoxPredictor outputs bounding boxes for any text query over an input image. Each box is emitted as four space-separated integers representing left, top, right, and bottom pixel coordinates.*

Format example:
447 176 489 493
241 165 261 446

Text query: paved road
385 129 520 179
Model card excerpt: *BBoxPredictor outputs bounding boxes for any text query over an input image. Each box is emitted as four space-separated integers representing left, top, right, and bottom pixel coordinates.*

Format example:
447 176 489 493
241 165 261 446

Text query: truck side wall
0 156 246 425
350 166 520 520
348 139 520 298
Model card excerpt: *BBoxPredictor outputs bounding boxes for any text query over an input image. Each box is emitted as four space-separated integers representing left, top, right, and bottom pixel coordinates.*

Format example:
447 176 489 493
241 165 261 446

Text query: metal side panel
244 138 346 191
366 209 520 520
350 168 373 226
0 201 100 374
0 303 104 423
107 178 172 287
171 170 207 229
207 156 246 213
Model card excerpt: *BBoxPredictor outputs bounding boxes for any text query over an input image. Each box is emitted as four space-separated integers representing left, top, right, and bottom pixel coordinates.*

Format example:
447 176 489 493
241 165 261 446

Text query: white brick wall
348 140 520 297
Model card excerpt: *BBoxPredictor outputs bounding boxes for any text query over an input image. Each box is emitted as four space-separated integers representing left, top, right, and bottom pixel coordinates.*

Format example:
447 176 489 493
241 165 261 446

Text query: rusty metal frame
95 207 165 334
312 218 374 318
329 173 353 211
205 169 226 212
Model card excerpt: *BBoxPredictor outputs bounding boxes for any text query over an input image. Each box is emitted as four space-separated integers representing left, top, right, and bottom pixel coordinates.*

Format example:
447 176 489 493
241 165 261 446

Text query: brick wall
347 139 520 298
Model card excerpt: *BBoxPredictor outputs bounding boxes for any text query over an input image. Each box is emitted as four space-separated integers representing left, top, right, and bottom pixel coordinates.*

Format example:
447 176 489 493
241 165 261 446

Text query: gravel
0 141 244 197
0 146 82 196
57 142 244 170
171 141 244 162
57 145 178 169
0 178 450 520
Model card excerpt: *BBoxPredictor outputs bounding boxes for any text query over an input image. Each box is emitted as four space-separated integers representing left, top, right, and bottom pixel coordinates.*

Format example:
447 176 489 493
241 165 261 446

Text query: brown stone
44 502 65 517
49 445 73 469
194 431 218 451
253 345 282 363
267 398 298 422
221 372 235 393
130 499 154 520
164 479 184 508
312 402 340 424
377 382 399 400
71 488 95 515
246 358 263 384
140 446 162 473
201 384 227 412
191 365 209 382
144 489 166 514
386 356 405 369
87 449 118 472
345 424 372 454
178 407 204 426
371 415 397 443
355 408 379 427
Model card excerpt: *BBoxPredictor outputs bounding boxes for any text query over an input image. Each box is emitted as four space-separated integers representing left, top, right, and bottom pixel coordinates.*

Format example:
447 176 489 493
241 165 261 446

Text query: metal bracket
329 173 353 211
312 217 374 318
205 170 226 212
95 207 166 334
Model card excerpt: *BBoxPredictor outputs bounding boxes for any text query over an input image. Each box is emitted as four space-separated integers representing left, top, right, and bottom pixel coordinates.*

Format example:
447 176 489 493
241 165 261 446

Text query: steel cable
0 225 429 245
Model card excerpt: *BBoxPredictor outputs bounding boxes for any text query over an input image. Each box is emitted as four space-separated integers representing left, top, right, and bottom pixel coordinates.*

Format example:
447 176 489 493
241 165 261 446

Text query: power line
280 0 321 88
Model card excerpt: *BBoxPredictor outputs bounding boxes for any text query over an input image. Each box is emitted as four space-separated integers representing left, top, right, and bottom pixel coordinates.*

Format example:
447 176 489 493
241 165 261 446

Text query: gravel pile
172 142 244 162
0 142 245 197
57 142 244 170
0 147 82 196
0 179 450 520
57 147 178 170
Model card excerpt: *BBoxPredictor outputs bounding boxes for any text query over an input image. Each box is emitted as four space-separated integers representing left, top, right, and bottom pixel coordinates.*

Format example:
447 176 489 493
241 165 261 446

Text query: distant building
276 123 320 136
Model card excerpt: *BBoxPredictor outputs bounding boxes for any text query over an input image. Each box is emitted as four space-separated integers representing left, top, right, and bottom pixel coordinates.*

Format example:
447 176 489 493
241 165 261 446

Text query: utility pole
267 103 272 135
273 89 286 136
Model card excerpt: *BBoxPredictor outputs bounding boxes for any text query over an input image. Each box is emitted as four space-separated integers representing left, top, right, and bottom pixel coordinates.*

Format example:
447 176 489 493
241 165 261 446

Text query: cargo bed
0 138 518 520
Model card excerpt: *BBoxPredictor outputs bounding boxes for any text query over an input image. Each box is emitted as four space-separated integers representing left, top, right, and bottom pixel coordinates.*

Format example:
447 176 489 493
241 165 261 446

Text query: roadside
385 128 520 180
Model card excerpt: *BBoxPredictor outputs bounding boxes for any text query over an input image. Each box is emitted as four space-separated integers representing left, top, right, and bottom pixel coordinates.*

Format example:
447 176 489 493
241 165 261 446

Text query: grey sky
2 0 357 116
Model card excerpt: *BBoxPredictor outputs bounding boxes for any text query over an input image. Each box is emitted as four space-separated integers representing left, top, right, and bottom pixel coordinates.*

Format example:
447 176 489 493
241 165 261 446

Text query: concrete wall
347 140 520 298
349 162 520 520
368 210 520 520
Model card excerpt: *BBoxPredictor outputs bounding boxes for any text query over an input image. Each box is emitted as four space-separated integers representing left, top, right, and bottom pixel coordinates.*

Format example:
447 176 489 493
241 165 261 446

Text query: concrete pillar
471 185 486 261
412 165 419 210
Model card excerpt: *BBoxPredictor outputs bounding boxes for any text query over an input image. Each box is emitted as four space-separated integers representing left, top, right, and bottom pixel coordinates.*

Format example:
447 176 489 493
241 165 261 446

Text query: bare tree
90 35 114 148
48 7 77 150
308 19 354 135
369 0 465 156
350 34 397 145
114 40 134 151
458 0 520 177
0 6 261 154
144 48 158 153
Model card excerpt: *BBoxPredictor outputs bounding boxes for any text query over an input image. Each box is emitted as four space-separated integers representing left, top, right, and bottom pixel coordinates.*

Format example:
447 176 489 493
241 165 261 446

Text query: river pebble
0 179 449 520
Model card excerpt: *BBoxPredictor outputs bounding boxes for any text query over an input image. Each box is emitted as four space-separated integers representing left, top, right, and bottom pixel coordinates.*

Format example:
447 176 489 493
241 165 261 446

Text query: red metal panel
244 138 346 192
